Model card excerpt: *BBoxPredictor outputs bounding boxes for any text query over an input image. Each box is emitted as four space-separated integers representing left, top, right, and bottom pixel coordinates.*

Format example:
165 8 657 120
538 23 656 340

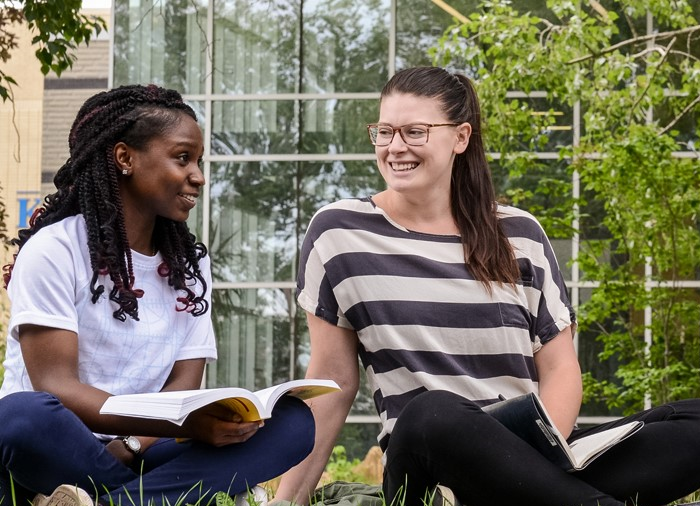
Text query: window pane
656 100 698 145
336 423 384 461
113 0 208 93
213 0 300 94
212 99 378 155
301 99 378 153
302 0 390 92
576 288 625 418
207 288 302 389
396 0 478 69
184 101 205 240
209 161 300 283
212 100 299 155
208 160 384 283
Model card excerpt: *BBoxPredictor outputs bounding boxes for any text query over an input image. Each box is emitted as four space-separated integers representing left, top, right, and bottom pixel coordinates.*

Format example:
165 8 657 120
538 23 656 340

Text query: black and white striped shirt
297 197 575 451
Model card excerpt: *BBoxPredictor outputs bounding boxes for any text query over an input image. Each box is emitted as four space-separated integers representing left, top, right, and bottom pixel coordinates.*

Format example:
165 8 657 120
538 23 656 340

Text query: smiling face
375 93 471 202
115 111 205 227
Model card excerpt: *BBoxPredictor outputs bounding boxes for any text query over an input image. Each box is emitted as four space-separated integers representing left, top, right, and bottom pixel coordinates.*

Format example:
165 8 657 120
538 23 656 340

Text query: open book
100 378 340 425
483 392 643 471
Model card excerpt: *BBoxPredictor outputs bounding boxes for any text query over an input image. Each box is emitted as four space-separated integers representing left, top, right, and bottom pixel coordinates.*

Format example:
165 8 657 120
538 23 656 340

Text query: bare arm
533 324 582 439
20 324 261 444
273 314 360 505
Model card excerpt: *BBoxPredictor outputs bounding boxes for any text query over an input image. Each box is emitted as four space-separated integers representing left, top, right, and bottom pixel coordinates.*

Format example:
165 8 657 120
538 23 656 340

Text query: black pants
383 390 700 506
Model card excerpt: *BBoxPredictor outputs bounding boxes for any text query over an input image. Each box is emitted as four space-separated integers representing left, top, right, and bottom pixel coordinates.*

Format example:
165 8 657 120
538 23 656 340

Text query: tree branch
660 93 700 136
567 25 700 65
627 37 676 124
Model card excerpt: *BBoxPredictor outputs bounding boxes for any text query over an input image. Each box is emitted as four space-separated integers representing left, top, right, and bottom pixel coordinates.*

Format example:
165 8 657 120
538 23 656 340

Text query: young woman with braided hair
273 66 700 506
0 85 314 506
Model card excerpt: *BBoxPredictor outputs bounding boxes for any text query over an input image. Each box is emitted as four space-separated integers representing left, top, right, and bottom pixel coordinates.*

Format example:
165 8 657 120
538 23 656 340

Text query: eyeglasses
366 123 461 146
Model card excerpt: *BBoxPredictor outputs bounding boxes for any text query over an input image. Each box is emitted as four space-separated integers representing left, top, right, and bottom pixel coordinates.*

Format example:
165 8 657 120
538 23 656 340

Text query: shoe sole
34 485 93 506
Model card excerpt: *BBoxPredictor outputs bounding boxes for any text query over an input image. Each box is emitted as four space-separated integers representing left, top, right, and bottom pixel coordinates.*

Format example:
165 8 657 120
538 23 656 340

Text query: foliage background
0 0 105 101
433 0 700 413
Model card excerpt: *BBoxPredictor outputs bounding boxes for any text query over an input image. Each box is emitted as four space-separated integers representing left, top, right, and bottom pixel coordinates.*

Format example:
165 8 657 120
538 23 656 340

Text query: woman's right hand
182 403 262 446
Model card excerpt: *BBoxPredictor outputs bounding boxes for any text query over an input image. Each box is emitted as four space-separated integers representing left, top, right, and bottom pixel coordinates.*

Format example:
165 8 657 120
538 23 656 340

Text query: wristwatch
121 436 141 455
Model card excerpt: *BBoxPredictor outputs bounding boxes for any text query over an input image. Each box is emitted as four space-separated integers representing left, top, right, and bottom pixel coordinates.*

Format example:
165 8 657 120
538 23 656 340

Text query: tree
433 0 700 414
0 0 106 101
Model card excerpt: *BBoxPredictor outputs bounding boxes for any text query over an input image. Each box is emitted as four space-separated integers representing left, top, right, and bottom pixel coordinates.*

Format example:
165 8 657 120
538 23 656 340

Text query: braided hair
3 84 209 321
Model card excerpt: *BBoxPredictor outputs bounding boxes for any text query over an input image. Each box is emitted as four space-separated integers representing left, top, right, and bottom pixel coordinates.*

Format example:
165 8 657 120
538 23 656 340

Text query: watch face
124 436 141 453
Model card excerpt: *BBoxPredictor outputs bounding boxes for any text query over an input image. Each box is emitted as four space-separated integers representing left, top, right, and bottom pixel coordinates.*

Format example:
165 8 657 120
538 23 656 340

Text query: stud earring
122 169 128 175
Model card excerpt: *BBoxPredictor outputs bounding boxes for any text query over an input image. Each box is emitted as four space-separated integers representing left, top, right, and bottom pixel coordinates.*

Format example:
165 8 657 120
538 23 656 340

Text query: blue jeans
0 391 315 506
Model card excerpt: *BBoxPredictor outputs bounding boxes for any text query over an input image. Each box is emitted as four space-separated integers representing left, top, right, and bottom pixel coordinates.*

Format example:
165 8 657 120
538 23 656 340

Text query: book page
214 397 264 422
254 379 341 415
569 421 643 467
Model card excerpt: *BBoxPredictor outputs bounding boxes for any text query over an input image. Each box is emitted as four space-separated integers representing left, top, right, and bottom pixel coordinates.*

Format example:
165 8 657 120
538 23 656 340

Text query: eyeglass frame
366 122 462 146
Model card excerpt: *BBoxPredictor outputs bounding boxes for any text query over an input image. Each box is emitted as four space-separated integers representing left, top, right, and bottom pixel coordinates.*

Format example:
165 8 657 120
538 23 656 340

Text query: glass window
396 0 479 69
656 101 698 145
336 423 384 460
208 160 384 284
113 0 208 93
209 161 299 284
302 0 390 93
207 288 302 389
510 96 574 152
109 0 700 433
211 100 299 155
213 0 300 95
576 288 626 419
301 99 379 153
212 99 378 155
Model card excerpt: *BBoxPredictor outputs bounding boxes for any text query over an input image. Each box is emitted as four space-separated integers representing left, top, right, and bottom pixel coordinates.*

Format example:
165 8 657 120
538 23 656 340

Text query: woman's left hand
105 438 137 469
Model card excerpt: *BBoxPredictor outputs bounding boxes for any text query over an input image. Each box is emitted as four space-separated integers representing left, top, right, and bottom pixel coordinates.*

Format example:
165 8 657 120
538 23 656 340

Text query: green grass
2 446 699 506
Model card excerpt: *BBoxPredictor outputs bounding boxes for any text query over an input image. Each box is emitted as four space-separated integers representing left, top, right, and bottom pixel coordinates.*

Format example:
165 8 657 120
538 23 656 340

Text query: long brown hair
380 67 519 286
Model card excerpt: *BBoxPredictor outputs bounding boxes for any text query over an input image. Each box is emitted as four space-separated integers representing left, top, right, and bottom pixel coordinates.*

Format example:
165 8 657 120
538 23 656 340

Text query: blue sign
17 195 42 229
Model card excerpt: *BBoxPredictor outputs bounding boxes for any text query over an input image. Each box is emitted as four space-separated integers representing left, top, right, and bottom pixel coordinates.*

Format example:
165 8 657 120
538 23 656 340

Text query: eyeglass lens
370 125 429 146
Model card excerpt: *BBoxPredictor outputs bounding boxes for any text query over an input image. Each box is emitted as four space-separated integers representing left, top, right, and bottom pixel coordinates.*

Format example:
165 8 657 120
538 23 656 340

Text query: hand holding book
100 378 341 426
483 392 643 471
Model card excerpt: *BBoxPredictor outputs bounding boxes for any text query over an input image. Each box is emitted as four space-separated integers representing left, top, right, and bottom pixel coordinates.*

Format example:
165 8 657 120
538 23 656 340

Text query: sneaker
33 485 93 506
233 486 268 506
432 485 461 506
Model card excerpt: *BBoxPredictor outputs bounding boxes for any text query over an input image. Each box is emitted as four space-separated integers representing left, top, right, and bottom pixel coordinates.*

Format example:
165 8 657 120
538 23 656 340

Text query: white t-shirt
0 214 217 398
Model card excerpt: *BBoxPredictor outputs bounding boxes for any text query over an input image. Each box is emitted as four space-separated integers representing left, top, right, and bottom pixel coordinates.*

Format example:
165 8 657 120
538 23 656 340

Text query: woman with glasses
273 66 700 506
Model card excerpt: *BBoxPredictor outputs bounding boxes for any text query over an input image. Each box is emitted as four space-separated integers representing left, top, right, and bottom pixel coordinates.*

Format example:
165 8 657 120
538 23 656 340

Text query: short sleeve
296 207 353 329
7 226 86 339
500 206 576 348
174 253 217 362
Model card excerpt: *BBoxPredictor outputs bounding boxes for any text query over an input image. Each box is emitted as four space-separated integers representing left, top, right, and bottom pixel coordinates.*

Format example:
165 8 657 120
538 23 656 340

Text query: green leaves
434 0 700 412
0 0 107 101
22 0 107 75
